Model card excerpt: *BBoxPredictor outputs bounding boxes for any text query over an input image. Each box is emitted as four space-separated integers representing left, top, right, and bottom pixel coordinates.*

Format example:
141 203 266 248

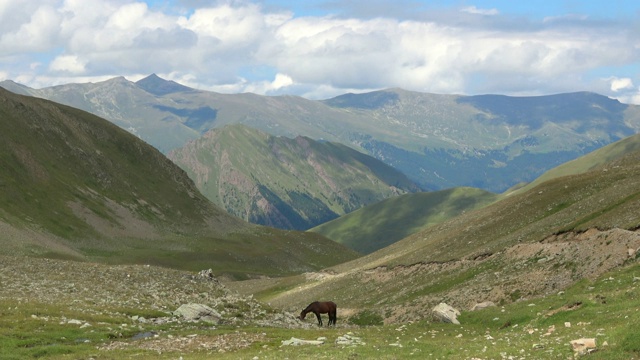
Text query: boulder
432 303 461 324
174 303 221 324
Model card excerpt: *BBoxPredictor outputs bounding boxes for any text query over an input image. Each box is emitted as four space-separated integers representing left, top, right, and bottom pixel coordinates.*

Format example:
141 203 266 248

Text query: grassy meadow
1 259 638 359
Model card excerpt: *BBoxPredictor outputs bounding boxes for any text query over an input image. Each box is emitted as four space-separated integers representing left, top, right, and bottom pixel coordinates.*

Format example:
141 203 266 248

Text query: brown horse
299 301 337 326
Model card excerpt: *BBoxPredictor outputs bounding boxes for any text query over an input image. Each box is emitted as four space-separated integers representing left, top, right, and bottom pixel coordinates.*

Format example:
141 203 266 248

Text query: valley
1 82 640 358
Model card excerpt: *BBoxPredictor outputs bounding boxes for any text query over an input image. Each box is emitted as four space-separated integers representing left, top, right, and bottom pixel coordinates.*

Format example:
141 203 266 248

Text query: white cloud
49 55 86 74
0 0 638 104
0 3 61 54
460 6 499 16
610 77 634 92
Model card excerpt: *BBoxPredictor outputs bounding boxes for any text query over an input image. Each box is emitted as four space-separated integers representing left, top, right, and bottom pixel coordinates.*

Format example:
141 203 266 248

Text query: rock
174 303 221 324
570 338 597 355
335 334 365 346
432 303 461 325
281 337 324 346
470 301 496 311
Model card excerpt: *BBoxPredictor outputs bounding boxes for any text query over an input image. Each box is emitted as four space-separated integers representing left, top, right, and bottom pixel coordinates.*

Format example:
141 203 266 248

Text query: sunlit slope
505 132 640 196
310 187 498 254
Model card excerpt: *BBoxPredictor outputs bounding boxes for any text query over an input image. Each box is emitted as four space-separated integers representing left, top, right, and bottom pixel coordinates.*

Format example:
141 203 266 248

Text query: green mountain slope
168 124 420 230
0 89 358 277
4 76 639 193
310 187 498 254
237 132 640 321
505 132 640 196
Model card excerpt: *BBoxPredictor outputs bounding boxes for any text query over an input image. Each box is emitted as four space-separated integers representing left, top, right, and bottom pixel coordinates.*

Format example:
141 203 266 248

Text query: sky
1 0 639 103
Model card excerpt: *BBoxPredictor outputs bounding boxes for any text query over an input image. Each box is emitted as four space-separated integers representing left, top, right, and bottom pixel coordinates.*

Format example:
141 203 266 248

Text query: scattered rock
470 301 496 311
335 333 365 346
281 337 324 346
432 303 461 325
570 338 597 355
174 303 222 324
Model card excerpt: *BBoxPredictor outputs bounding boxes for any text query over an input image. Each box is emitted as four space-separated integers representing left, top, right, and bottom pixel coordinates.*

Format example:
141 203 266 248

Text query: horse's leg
330 310 336 326
315 312 322 326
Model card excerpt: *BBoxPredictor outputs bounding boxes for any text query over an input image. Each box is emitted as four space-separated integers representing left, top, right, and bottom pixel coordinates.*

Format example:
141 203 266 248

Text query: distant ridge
3 75 640 193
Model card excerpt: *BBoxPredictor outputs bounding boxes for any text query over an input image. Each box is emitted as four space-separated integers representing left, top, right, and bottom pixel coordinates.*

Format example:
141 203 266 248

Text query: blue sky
1 0 639 103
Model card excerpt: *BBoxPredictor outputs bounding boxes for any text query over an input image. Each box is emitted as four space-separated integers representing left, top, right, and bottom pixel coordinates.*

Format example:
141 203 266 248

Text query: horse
298 301 337 326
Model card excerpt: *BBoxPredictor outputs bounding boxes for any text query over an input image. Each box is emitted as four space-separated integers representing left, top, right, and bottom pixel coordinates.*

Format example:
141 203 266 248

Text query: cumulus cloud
0 0 639 103
610 77 634 92
49 54 86 74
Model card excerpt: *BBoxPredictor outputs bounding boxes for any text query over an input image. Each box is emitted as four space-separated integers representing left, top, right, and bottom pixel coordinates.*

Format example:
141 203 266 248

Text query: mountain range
3 74 639 194
3 76 640 358
0 88 358 278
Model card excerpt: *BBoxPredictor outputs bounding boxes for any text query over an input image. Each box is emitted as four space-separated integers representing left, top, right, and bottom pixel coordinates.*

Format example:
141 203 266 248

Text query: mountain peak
135 74 192 96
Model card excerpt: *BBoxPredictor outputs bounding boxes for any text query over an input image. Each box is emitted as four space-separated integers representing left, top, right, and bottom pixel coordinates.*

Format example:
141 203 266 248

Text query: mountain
236 132 640 322
168 124 420 230
316 131 640 254
310 187 498 254
3 75 639 193
0 88 358 277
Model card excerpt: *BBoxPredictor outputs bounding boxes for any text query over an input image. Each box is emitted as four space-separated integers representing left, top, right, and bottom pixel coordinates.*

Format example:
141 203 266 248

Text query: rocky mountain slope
0 89 358 277
3 75 639 193
168 124 420 230
231 132 640 322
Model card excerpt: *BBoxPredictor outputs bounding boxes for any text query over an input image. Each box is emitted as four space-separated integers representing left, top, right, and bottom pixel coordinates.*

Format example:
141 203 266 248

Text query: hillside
0 89 358 277
230 132 640 322
310 187 498 253
3 76 639 193
168 124 419 230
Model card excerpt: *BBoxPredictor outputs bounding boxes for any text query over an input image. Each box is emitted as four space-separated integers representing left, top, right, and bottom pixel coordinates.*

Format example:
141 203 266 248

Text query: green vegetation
168 124 419 231
348 310 384 326
2 261 639 359
0 89 358 278
311 187 498 253
238 134 640 327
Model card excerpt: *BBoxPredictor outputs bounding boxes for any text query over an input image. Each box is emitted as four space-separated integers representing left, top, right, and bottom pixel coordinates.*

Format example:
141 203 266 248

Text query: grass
1 261 639 359
0 90 359 278
310 187 499 254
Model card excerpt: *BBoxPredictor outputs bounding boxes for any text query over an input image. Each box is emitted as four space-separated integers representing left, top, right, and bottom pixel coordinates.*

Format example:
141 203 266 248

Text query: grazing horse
299 301 337 326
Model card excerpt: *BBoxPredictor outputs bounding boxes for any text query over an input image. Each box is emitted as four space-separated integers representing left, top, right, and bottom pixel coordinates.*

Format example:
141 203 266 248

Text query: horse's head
298 311 306 320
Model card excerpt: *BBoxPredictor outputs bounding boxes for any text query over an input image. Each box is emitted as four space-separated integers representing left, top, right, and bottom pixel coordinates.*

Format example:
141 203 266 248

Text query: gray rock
470 301 496 311
281 337 324 346
432 303 461 324
174 303 221 324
